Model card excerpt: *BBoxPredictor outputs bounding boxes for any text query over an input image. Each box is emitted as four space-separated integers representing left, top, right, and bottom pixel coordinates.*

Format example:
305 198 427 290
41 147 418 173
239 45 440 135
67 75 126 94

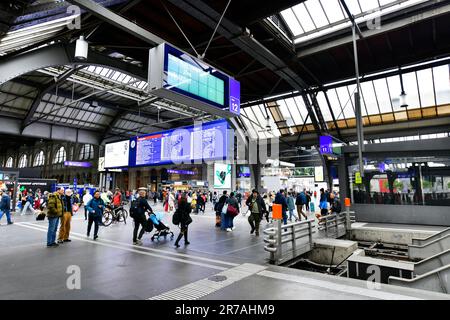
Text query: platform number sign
229 78 240 116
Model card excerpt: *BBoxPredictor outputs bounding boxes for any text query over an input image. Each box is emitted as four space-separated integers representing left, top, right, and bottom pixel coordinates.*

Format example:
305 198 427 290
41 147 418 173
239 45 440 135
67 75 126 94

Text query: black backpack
129 200 139 218
172 209 181 225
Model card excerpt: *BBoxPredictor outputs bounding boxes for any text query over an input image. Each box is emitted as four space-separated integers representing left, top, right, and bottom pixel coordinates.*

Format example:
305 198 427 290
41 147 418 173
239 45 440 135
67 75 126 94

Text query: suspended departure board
148 43 240 117
127 119 233 167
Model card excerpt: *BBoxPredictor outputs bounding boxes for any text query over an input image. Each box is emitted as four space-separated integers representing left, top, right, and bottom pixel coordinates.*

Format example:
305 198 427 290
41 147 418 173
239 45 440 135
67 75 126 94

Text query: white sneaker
232 226 236 230
226 228 232 232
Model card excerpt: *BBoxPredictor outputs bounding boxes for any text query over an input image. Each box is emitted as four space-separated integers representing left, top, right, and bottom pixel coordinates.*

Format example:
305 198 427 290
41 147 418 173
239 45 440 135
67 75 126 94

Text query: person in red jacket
112 188 122 207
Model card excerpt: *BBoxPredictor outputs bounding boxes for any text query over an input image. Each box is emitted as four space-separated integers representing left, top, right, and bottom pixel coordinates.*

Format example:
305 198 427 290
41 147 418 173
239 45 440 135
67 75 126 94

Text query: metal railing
411 227 450 246
264 219 316 265
317 211 351 239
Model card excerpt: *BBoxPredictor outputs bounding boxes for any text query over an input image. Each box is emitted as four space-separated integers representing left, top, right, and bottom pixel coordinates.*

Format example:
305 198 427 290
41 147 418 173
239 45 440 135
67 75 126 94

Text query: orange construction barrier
272 204 282 220
345 198 351 207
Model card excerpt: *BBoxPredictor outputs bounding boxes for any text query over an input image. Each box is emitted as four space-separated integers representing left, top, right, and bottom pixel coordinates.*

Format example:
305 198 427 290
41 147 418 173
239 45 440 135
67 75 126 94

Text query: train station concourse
0 0 450 308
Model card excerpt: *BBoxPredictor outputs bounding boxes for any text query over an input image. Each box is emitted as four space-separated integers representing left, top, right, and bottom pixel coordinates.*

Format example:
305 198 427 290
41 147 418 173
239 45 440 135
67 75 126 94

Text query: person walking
217 191 228 230
131 188 152 245
274 189 288 225
246 189 267 236
295 188 308 220
306 191 311 212
57 189 74 244
46 187 64 247
85 190 105 240
225 192 239 232
319 188 329 216
0 188 13 225
21 191 36 215
82 189 93 221
174 194 192 248
287 192 298 222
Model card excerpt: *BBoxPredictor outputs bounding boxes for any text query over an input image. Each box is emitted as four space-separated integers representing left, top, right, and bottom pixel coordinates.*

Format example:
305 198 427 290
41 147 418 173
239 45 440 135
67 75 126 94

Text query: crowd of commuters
0 183 342 250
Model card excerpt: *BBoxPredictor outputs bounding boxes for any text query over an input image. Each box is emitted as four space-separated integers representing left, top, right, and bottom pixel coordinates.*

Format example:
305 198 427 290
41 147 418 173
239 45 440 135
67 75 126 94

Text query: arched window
34 150 45 167
53 146 66 164
5 157 13 168
18 154 27 168
79 144 94 160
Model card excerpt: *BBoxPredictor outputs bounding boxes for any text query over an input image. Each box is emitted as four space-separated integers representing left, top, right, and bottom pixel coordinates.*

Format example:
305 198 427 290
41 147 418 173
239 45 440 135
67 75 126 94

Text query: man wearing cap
0 188 13 225
46 187 64 247
58 189 74 244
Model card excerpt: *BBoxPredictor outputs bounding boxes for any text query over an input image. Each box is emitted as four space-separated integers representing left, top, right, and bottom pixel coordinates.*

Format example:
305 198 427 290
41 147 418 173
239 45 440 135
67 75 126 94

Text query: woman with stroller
174 194 192 248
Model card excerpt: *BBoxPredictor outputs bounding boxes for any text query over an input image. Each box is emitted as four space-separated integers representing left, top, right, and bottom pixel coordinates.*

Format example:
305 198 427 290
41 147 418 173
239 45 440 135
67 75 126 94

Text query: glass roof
241 62 450 139
279 0 428 45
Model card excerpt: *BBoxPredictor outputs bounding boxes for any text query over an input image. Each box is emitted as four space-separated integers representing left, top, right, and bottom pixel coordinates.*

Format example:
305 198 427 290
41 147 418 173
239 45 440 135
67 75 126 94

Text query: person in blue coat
85 190 105 240
274 189 288 225
0 188 13 225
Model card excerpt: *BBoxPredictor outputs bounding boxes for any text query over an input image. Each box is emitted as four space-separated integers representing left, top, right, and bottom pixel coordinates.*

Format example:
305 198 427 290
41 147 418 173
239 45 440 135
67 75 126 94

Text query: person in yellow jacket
46 187 64 248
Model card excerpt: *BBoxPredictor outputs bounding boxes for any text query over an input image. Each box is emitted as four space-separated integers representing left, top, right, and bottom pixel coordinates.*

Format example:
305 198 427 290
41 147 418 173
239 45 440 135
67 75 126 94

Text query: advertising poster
214 163 232 189
104 140 130 168
314 166 324 182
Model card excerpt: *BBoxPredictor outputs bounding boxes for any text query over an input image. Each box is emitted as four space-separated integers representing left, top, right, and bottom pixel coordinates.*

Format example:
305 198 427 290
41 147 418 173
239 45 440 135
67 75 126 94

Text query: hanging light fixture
75 36 88 60
399 69 408 108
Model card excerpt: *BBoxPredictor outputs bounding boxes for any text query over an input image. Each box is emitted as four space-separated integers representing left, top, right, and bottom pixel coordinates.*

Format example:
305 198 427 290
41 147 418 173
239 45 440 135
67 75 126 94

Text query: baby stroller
146 211 174 242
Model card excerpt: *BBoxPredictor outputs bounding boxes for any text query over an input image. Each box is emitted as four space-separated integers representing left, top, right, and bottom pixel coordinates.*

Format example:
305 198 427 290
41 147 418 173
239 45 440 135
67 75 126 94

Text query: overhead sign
148 43 240 118
319 135 343 157
167 169 195 175
128 119 232 168
64 161 92 168
214 163 232 189
104 140 130 168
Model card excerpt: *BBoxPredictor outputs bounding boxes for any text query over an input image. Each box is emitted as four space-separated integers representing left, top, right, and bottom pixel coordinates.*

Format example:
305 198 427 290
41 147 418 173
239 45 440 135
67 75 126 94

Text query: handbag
72 204 79 212
227 205 238 217
36 211 46 221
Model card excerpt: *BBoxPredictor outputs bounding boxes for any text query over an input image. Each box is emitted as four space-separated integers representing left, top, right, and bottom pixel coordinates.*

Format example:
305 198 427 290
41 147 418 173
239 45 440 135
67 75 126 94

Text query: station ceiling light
75 36 88 60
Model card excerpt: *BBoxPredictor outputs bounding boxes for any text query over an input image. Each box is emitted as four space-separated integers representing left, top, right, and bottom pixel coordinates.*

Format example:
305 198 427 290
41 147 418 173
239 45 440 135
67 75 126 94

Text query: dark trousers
248 213 261 234
175 226 188 245
133 215 146 242
87 215 100 237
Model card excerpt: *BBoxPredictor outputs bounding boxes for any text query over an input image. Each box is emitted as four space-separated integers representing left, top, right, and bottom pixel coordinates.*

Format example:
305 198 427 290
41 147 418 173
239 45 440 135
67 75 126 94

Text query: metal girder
21 66 83 131
68 0 164 46
297 0 450 58
0 42 146 86
309 92 328 133
301 94 322 135
323 90 343 141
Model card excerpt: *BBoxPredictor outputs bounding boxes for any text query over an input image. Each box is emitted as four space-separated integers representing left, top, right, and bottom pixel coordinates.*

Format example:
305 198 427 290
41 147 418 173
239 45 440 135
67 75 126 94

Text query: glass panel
373 78 393 113
326 89 345 120
283 98 303 125
359 0 380 12
433 65 450 105
293 96 310 122
316 92 333 121
417 68 435 108
344 0 362 14
305 0 329 28
336 86 355 118
292 3 315 32
280 8 303 36
402 71 421 109
360 81 379 115
321 0 345 23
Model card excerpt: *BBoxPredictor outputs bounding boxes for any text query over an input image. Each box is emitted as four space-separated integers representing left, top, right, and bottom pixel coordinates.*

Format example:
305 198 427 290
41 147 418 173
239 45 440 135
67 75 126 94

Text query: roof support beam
67 0 164 46
21 66 83 132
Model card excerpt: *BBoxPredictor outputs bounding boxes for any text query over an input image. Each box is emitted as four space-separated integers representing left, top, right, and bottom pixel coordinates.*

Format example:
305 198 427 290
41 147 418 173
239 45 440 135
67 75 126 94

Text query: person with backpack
295 188 308 221
216 191 228 229
287 192 297 222
130 188 153 245
319 188 329 216
225 192 240 232
46 187 64 247
0 188 13 225
173 194 192 248
85 190 105 240
274 189 288 225
246 189 267 236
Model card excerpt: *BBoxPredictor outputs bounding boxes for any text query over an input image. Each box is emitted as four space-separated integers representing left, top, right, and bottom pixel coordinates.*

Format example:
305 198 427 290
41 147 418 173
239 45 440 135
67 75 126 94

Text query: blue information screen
129 119 230 167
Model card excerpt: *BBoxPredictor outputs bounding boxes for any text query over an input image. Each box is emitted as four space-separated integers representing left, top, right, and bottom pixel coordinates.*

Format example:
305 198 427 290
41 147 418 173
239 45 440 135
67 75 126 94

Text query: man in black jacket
133 188 153 245
246 189 267 236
